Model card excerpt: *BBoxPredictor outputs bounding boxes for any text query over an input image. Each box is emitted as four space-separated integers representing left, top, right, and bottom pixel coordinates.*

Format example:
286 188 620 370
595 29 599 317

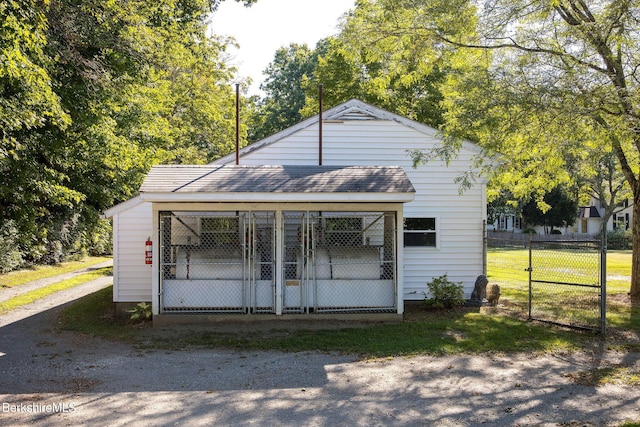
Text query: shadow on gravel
0 296 342 394
1 291 640 426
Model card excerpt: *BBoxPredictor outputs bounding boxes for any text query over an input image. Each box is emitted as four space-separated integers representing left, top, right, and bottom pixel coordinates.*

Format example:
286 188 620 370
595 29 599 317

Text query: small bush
550 229 562 235
127 302 152 321
522 228 537 234
608 230 632 250
423 274 464 309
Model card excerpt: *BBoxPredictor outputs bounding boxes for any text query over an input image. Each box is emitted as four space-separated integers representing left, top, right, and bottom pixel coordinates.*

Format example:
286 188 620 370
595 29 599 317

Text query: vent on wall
338 112 377 120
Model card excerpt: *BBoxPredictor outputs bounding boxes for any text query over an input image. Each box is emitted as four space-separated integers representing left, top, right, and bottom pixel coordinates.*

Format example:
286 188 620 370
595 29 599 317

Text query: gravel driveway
1 271 640 426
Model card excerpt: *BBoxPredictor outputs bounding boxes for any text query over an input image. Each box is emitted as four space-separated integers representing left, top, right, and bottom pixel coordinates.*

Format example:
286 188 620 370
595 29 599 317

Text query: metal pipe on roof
235 83 240 165
319 84 323 166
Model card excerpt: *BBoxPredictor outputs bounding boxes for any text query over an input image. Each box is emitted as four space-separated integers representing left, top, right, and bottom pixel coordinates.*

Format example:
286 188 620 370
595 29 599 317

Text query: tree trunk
630 194 640 298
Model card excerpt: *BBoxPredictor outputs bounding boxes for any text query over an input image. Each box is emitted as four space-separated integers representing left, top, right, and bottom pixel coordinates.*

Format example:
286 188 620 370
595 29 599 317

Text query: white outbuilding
103 99 488 322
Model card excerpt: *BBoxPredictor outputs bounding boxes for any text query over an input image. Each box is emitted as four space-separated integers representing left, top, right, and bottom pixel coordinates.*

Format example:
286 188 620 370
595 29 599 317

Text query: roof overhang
140 191 414 204
101 195 145 219
138 164 416 205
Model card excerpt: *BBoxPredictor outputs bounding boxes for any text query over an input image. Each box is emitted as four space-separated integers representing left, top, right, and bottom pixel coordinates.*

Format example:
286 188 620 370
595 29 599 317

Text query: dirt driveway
1 276 640 426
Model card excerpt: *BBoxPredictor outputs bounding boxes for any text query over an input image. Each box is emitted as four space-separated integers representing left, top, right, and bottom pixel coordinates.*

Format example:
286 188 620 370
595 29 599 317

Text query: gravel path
1 265 640 426
0 259 113 328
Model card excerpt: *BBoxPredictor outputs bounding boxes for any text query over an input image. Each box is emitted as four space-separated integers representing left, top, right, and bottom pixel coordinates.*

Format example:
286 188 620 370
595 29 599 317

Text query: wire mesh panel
282 212 308 313
250 212 276 313
486 237 531 313
281 211 397 313
311 212 396 313
159 211 275 313
529 240 603 331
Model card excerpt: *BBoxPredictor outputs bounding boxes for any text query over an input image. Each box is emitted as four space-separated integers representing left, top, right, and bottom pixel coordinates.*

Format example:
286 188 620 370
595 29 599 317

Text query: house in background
103 99 488 321
489 196 634 236
487 212 522 233
577 198 634 235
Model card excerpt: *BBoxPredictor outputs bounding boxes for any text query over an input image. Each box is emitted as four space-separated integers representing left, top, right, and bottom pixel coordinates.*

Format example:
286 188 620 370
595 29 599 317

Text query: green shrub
608 230 632 250
550 229 562 235
127 302 152 321
0 221 23 273
423 274 464 309
522 228 537 234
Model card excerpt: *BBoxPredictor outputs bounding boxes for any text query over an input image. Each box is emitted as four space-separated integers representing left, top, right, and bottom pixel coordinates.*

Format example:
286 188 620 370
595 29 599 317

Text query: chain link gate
283 211 397 313
159 211 275 313
528 238 606 334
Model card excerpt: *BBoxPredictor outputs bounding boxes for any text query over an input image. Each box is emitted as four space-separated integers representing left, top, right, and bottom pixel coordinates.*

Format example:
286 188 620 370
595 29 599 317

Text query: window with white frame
403 218 436 247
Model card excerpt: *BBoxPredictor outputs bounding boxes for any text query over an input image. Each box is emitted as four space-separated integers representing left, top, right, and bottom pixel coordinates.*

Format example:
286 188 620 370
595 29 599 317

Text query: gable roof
215 98 483 165
138 164 415 203
579 206 601 219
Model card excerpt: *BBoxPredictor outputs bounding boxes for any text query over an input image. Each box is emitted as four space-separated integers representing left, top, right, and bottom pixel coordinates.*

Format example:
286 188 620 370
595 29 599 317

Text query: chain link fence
159 211 276 313
283 212 396 313
529 240 604 332
159 210 397 314
487 235 605 333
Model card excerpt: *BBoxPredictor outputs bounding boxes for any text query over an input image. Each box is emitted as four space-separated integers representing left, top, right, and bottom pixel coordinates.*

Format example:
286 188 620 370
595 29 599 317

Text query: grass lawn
487 248 631 294
55 249 636 357
0 256 112 289
0 267 113 314
60 285 589 357
487 248 636 334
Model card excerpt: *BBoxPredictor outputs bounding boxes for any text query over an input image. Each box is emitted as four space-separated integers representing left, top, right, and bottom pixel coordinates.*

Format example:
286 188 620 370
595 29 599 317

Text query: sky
209 0 355 95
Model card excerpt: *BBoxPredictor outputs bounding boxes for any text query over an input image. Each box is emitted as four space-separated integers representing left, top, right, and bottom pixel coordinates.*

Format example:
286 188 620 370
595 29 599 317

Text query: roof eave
101 195 145 219
140 191 415 204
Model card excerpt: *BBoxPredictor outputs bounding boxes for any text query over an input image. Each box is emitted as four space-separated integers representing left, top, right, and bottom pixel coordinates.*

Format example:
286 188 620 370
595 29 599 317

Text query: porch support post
275 210 283 315
151 204 160 315
395 206 405 315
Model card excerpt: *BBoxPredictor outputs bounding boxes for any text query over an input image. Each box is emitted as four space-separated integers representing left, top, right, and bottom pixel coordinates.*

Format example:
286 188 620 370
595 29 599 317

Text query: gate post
275 211 283 315
600 228 607 335
528 234 533 320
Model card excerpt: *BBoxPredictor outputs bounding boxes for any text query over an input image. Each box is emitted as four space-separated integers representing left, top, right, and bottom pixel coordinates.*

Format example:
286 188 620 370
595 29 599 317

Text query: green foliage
302 32 448 127
127 302 153 322
608 230 632 250
0 220 23 274
521 187 578 231
249 43 319 142
0 0 249 271
253 0 463 138
0 0 70 152
423 274 465 309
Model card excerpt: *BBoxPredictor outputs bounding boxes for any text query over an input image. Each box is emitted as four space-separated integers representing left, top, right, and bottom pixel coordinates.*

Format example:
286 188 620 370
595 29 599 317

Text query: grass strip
565 366 640 386
59 286 585 356
0 256 112 289
0 267 112 314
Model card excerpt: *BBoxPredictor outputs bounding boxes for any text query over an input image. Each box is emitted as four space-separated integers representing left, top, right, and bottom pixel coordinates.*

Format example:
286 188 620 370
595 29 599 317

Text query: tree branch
435 34 610 75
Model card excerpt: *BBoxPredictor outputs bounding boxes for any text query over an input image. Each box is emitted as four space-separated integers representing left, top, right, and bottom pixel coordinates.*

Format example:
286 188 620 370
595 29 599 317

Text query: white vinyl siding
234 119 486 299
113 202 153 301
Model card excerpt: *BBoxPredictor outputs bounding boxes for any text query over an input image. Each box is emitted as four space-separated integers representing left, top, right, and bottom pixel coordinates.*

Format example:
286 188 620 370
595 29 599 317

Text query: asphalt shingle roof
140 165 415 194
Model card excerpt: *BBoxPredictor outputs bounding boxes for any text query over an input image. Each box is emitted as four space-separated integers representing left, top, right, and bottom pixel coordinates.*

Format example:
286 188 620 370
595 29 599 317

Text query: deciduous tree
0 0 253 267
360 0 640 295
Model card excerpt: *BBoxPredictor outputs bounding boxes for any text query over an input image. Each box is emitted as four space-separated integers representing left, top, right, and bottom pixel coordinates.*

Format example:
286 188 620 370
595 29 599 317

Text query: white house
103 99 488 321
577 197 634 235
